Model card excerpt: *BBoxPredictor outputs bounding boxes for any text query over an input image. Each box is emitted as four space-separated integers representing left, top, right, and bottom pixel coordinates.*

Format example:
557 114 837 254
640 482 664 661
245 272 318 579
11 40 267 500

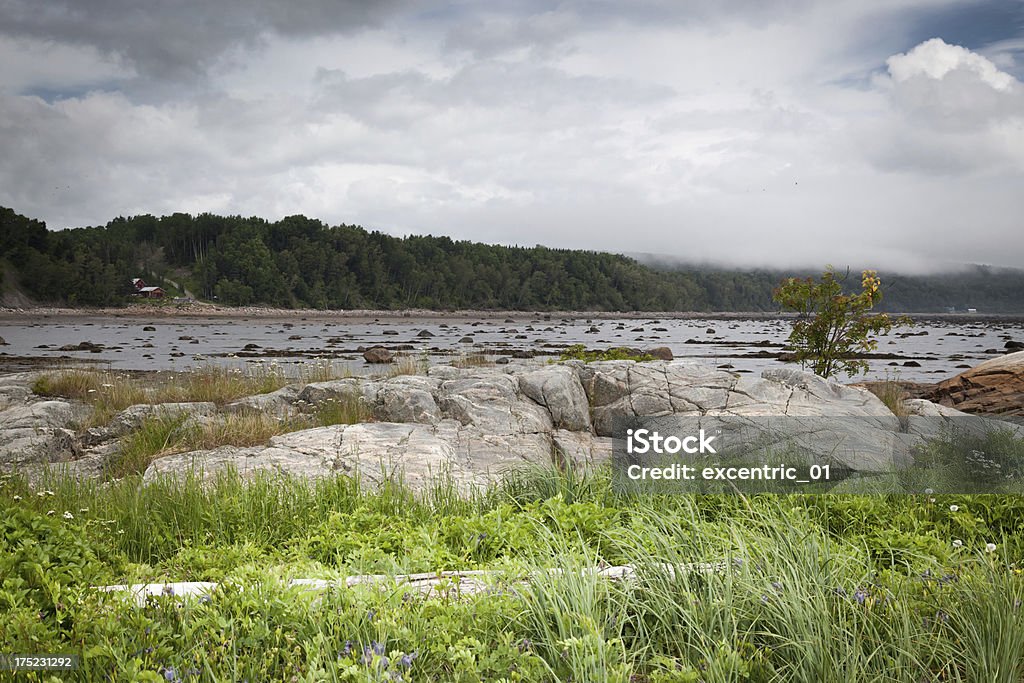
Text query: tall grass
32 363 353 429
3 466 1024 681
866 379 910 418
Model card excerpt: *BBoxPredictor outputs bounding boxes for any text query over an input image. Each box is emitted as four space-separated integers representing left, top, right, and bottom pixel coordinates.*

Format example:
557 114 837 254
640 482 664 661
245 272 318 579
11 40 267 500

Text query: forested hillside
2 206 1022 312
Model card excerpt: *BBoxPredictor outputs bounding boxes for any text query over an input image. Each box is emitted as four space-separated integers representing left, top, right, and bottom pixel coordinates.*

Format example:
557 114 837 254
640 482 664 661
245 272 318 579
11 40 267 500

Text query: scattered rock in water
1005 340 1024 350
363 346 394 364
178 335 194 341
288 335 302 340
417 329 435 338
143 326 156 332
243 343 260 350
0 336 7 345
459 336 474 343
706 328 716 334
644 346 674 361
383 330 399 336
57 341 103 352
903 361 922 367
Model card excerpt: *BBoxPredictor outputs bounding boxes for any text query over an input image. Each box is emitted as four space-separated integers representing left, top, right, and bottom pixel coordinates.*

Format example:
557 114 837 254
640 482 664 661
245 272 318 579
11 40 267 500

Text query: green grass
559 344 654 362
2 466 1024 681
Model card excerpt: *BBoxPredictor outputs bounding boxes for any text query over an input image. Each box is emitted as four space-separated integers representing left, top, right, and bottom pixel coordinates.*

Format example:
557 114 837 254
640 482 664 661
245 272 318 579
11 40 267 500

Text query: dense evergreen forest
2 206 1022 312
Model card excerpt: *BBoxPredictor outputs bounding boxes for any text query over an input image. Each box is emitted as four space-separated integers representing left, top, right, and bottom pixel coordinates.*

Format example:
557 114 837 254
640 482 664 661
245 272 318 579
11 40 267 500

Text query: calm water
1 315 1021 382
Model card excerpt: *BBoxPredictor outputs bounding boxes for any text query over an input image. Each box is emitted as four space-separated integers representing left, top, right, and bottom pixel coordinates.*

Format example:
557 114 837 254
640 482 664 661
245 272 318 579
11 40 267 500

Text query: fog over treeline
3 206 1023 313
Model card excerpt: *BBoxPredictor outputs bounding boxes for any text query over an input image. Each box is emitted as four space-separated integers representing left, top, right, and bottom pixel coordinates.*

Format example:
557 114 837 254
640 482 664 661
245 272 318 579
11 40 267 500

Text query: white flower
87 389 96 393
929 498 936 503
12 495 21 501
44 490 54 496
63 511 74 520
952 539 963 548
949 505 959 512
46 510 55 515
79 508 88 513
925 488 934 495
986 543 997 553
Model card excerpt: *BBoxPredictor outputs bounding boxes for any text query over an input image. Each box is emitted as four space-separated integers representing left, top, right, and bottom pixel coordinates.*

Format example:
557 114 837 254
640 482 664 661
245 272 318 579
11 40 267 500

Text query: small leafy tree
773 267 907 379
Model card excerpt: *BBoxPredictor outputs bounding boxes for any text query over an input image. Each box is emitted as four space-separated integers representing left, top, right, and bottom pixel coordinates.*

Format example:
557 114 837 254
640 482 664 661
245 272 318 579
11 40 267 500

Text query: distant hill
2 205 1022 312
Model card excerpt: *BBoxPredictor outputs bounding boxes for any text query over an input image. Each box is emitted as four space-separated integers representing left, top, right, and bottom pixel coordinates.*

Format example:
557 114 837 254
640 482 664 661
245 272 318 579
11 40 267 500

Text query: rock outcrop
138 360 1004 489
924 351 1024 417
4 358 1020 490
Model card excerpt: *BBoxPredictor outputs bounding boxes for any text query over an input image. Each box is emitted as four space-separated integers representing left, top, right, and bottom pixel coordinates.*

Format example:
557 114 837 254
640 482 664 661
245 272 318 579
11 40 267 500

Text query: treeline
2 206 1022 312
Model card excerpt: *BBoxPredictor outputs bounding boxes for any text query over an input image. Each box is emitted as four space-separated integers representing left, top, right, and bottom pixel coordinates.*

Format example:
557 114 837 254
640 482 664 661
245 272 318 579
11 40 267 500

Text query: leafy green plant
773 267 908 378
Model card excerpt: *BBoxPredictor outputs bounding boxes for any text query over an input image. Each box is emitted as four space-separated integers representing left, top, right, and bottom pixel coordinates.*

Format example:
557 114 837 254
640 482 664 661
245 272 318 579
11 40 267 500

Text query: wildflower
771 581 782 591
79 508 88 513
398 652 417 668
833 587 847 597
162 585 175 596
949 504 959 512
163 667 179 682
12 495 20 501
47 510 55 515
986 543 997 553
925 488 934 494
854 588 868 605
952 539 963 548
63 511 74 520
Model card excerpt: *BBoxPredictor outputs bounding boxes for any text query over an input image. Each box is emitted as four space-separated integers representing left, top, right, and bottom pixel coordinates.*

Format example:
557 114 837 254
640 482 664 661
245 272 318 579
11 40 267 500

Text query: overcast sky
1 1 1023 271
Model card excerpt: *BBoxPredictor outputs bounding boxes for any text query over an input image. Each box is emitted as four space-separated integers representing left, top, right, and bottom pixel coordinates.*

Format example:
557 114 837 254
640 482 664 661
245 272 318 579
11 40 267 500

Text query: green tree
773 267 905 379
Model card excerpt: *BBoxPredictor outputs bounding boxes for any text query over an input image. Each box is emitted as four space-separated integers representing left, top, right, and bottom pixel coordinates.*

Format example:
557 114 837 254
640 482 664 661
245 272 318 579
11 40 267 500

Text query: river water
1 314 1022 382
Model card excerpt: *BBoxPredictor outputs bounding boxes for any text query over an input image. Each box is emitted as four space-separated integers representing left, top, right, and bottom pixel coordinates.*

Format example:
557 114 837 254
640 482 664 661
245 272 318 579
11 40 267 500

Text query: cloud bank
1 1 1022 271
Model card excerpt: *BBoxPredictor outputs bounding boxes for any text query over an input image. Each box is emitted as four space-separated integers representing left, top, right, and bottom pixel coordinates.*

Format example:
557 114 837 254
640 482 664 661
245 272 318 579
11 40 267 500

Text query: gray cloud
0 1 1022 271
0 0 408 80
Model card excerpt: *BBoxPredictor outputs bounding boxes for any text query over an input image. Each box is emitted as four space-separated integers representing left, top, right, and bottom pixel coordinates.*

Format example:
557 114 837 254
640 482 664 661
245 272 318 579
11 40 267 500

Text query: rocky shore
4 353 1023 490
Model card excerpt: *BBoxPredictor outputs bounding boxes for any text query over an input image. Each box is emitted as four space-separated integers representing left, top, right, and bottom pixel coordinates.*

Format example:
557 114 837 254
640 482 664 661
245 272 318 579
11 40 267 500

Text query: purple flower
854 589 868 605
398 652 418 668
163 667 179 682
833 587 847 597
771 581 782 591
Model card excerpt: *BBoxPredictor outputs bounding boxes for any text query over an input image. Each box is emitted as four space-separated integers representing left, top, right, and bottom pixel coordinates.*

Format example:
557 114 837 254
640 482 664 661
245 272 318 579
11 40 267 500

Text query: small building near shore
131 278 146 290
138 286 165 299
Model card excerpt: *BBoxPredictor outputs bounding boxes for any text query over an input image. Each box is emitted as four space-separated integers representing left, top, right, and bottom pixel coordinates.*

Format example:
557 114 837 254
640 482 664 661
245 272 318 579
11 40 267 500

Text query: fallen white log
96 560 729 607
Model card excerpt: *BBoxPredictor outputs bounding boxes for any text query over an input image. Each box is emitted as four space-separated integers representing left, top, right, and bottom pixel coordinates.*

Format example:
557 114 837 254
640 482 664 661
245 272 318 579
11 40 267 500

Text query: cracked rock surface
3 361 1018 489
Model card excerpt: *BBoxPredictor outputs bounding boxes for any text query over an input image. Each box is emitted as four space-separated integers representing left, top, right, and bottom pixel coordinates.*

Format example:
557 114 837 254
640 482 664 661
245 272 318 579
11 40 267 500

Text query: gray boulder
436 375 552 435
518 365 591 432
224 385 301 416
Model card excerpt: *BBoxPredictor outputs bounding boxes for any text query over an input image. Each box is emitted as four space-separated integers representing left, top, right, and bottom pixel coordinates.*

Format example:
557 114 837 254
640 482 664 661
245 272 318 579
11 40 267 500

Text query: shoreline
3 303 1023 323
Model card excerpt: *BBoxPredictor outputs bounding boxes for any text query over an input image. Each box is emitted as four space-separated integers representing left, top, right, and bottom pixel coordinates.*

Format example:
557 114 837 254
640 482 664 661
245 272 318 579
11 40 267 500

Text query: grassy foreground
2 466 1024 682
